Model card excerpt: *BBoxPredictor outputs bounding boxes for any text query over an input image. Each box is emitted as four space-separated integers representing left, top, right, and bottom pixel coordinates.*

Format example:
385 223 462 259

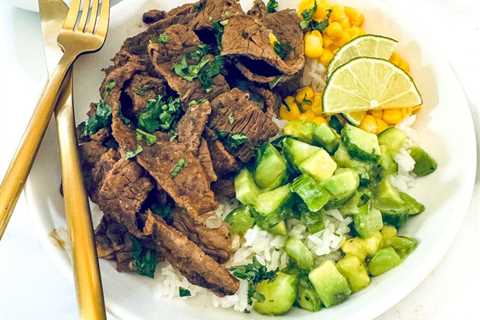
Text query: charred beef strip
206 137 240 177
142 9 167 24
212 178 236 199
247 0 267 19
176 100 212 153
209 88 278 162
191 0 243 32
144 212 239 296
198 138 218 184
126 74 167 114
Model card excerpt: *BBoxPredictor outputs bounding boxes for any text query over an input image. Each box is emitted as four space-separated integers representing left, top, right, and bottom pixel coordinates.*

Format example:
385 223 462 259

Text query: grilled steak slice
208 139 240 177
144 212 239 296
126 74 166 114
247 0 267 19
176 100 212 153
212 178 236 199
198 138 217 183
209 88 278 162
191 0 243 31
142 9 167 24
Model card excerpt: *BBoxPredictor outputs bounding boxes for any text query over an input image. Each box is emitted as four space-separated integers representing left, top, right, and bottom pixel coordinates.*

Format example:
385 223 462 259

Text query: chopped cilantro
179 287 191 297
212 21 225 52
273 40 292 59
125 145 143 159
134 84 152 97
198 55 224 92
216 131 248 152
81 100 112 137
267 0 279 13
170 158 187 177
269 76 283 89
137 95 182 133
130 236 158 278
104 80 116 96
135 128 157 145
300 1 331 32
158 33 170 44
169 131 178 141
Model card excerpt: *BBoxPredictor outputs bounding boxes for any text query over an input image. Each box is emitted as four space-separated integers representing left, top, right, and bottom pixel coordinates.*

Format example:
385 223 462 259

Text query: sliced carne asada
176 100 212 153
247 0 267 19
191 0 243 32
143 212 239 296
251 86 280 117
198 138 218 184
206 137 240 177
209 88 278 162
88 149 120 199
212 178 236 199
142 9 167 24
126 74 167 114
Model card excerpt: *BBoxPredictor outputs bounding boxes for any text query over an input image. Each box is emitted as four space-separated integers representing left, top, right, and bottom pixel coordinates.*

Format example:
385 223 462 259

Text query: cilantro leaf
104 80 116 96
137 95 182 133
273 40 292 59
269 76 283 89
81 100 112 137
216 131 248 152
158 33 169 44
198 55 224 92
267 0 279 13
170 158 187 177
179 287 191 297
130 236 158 278
299 1 331 32
212 21 225 53
125 145 143 159
135 128 157 145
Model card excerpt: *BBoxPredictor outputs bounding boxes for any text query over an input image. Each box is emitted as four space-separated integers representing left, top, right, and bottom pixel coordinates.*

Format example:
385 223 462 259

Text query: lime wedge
343 111 366 126
327 34 398 79
323 57 422 114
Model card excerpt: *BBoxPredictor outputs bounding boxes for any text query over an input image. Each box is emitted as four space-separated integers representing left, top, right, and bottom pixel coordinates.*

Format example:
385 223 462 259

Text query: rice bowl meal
74 0 438 316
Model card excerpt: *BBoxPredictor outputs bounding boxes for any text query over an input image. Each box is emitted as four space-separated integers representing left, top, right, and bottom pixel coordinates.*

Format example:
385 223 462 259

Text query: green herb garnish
171 158 187 177
179 287 191 297
125 145 143 159
81 100 112 137
299 1 331 32
130 236 158 278
104 80 116 96
136 128 157 145
158 33 170 44
267 0 279 13
217 131 248 152
212 21 225 52
137 95 182 133
269 76 283 89
273 40 292 59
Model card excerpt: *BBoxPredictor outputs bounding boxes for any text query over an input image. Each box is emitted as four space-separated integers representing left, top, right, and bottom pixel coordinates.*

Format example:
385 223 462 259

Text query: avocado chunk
254 272 298 315
254 143 288 190
299 149 337 182
269 220 288 236
296 278 322 312
291 175 330 212
313 123 340 154
336 255 371 292
283 138 321 169
390 236 418 258
374 178 404 209
353 204 384 238
308 260 352 307
283 120 315 143
409 146 437 176
285 238 315 270
255 184 291 215
367 247 402 276
378 127 407 155
341 124 381 162
225 206 255 235
235 169 260 206
323 168 359 208
379 145 398 175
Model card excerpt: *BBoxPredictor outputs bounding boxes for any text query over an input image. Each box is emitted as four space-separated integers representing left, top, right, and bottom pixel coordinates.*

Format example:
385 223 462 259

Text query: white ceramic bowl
25 0 477 319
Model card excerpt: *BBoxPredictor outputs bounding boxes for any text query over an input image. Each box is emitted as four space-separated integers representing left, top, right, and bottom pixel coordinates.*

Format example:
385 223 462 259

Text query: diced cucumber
323 169 359 208
235 169 260 206
341 238 367 261
341 124 381 162
374 178 404 209
285 238 315 270
291 175 330 212
283 120 315 143
367 247 402 276
334 144 383 187
363 231 383 256
225 206 255 235
328 115 345 134
255 185 291 215
379 192 425 216
409 146 437 177
269 220 288 236
308 260 352 307
336 255 370 293
254 272 298 315
301 211 325 234
379 145 398 175
353 204 384 239
390 236 417 258
296 278 322 312
299 149 337 182
378 127 407 155
380 225 398 247
283 138 321 169
254 143 288 190
313 123 340 154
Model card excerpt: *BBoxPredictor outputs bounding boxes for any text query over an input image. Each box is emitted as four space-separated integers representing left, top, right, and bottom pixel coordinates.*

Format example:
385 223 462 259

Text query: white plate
25 0 477 319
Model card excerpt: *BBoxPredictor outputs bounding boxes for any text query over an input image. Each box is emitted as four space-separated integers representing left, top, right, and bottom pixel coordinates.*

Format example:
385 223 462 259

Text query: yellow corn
279 102 301 121
304 30 324 59
299 110 317 121
319 49 333 66
375 118 389 133
296 86 315 104
297 0 316 16
330 4 347 22
345 7 364 27
369 109 383 118
323 35 333 48
314 0 331 21
311 92 323 115
382 108 404 125
339 17 351 29
312 116 327 124
359 115 378 133
336 32 351 47
325 21 343 39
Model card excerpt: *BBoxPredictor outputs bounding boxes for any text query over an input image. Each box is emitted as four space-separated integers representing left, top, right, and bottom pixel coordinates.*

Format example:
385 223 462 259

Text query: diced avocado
255 185 291 215
308 260 352 307
379 145 398 175
339 192 362 215
283 120 315 143
380 225 398 247
367 247 402 276
283 138 321 169
254 272 298 315
341 124 381 162
301 211 325 234
336 255 370 292
382 213 409 229
379 191 425 216
323 169 360 208
296 278 322 312
353 204 384 239
409 146 437 177
225 206 255 235
363 231 383 256
235 169 260 206
390 236 418 258
299 149 337 182
313 123 340 154
285 238 315 270
374 178 404 209
269 220 288 236
254 143 288 190
291 175 330 212
378 127 407 155
341 238 368 261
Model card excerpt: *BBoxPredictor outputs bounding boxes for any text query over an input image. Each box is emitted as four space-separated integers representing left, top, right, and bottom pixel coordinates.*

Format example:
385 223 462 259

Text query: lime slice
327 34 398 79
343 111 366 126
323 57 423 114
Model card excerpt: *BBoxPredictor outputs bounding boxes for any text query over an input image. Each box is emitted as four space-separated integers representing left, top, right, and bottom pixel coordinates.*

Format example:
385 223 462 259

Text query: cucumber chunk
313 123 340 154
299 149 337 182
309 260 352 307
379 145 398 175
235 169 260 206
367 247 401 276
323 168 360 208
254 272 298 315
390 236 417 258
254 143 288 190
409 146 437 177
283 138 321 169
374 178 404 209
255 185 291 215
283 120 315 143
225 206 255 235
269 220 288 236
296 278 322 312
291 175 330 212
336 255 370 292
341 124 381 162
378 127 407 155
341 238 368 261
353 204 384 238
285 238 315 270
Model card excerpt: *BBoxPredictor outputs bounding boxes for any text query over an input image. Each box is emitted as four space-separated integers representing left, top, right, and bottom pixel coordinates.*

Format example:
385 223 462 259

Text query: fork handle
0 54 74 239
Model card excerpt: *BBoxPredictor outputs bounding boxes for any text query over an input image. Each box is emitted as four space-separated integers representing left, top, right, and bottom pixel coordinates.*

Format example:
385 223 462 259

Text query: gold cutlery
0 0 110 240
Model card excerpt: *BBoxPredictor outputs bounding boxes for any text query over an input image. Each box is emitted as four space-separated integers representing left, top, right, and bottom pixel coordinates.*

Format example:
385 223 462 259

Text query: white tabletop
0 0 479 319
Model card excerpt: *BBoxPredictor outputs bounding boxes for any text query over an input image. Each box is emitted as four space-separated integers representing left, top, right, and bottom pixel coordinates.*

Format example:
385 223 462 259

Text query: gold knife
38 1 106 319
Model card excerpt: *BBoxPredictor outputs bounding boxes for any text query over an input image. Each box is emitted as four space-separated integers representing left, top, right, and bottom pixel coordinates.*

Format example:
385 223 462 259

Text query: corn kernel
319 49 333 66
311 93 323 115
313 0 331 21
336 32 351 47
375 118 389 133
369 109 383 118
304 30 324 59
382 108 404 125
345 7 364 26
347 26 364 39
279 102 301 121
312 116 327 124
325 21 343 39
359 115 378 133
390 52 401 66
339 17 351 29
297 0 316 16
296 86 315 104
330 4 347 22
323 35 333 48
399 60 410 73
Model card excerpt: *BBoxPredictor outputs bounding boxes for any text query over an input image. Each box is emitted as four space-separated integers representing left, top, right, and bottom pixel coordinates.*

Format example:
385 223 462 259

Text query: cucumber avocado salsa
228 119 436 315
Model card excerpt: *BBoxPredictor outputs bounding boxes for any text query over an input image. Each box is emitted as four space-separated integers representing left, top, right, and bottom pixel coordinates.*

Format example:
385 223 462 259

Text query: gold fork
0 0 110 239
